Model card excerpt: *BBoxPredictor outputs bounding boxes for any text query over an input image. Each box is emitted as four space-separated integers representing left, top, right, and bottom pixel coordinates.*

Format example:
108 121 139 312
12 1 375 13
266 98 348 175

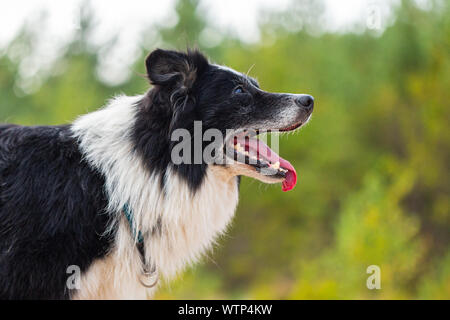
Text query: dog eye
233 86 245 94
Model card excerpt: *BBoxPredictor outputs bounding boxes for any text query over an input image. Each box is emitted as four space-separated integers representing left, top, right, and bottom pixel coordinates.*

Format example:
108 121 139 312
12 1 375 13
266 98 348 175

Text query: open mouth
225 127 299 192
279 120 304 132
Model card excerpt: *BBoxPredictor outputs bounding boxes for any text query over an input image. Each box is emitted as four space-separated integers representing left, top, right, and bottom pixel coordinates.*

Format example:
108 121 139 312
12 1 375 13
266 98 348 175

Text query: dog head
143 48 314 191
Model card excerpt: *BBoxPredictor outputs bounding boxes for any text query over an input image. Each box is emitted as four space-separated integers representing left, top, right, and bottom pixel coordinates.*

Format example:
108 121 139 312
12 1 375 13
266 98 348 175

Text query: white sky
0 0 404 86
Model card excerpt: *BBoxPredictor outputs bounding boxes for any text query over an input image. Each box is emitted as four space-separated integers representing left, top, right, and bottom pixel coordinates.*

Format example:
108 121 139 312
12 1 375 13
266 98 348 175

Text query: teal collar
123 204 156 287
123 203 144 243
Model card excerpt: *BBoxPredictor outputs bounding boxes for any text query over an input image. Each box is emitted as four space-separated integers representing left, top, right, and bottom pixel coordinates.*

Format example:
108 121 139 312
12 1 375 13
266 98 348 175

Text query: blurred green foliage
0 0 448 299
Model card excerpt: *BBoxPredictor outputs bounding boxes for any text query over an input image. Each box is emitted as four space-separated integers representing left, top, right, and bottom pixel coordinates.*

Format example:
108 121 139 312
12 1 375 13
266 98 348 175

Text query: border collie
0 49 313 299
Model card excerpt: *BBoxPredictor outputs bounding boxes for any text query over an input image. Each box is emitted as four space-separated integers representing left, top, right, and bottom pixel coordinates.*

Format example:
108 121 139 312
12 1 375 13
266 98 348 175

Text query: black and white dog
0 49 313 299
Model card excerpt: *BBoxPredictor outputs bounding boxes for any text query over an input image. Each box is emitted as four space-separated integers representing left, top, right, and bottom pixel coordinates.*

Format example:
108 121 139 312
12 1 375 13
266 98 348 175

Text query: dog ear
145 49 208 89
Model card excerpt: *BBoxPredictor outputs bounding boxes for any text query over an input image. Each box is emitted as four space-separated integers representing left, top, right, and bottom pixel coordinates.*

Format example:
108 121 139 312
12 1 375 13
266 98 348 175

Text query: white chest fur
71 95 240 299
74 166 239 300
148 166 239 278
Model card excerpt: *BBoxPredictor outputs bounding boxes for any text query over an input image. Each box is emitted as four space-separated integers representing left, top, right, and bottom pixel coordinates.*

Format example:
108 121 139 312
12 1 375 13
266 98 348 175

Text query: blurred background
0 0 449 299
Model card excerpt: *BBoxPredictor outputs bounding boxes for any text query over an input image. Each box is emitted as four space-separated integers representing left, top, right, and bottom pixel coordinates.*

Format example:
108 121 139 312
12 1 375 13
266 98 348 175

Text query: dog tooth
273 161 280 169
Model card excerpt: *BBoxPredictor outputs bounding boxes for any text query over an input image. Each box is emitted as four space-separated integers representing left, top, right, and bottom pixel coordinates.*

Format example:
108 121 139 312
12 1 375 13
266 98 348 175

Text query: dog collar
123 203 144 243
123 204 158 288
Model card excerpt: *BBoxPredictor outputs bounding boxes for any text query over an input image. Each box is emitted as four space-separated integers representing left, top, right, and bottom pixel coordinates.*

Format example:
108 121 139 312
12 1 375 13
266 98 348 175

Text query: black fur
134 49 297 192
0 125 113 299
134 49 212 191
133 49 311 192
0 48 312 299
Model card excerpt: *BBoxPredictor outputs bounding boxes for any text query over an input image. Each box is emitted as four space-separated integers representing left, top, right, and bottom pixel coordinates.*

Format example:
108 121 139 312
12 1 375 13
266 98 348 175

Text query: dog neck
71 95 240 298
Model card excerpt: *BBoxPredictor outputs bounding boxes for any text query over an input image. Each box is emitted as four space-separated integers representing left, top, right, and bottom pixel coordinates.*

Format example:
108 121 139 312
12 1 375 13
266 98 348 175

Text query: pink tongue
236 137 297 192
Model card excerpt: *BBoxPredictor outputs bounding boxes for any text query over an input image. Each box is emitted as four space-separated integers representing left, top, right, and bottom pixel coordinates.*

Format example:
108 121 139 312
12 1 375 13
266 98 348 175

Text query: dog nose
295 95 314 112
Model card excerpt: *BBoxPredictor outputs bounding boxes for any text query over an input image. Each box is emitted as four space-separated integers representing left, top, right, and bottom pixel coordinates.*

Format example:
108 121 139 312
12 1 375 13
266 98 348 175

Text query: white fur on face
71 96 240 299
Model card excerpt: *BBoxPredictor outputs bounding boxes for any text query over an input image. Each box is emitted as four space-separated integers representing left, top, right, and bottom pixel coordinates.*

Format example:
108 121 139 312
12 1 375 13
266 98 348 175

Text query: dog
0 49 314 299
